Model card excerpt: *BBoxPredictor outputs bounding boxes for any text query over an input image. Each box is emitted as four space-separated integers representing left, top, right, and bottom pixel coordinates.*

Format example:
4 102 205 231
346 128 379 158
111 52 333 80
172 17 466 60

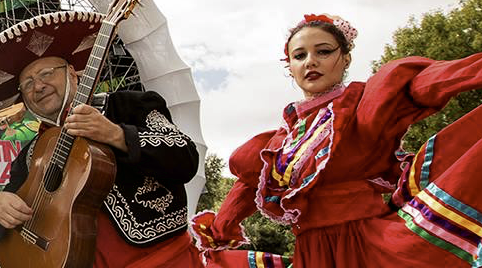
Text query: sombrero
0 11 104 109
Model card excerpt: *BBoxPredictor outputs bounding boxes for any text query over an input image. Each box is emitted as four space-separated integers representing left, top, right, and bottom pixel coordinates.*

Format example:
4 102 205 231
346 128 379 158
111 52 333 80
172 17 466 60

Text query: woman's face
288 27 350 99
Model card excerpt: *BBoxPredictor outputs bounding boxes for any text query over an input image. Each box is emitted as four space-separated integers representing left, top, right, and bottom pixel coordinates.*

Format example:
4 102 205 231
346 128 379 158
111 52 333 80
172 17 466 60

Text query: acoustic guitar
0 0 139 267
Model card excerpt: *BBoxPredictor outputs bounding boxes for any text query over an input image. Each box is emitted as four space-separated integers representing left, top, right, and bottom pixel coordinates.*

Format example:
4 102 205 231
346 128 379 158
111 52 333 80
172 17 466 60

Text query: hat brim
0 11 104 107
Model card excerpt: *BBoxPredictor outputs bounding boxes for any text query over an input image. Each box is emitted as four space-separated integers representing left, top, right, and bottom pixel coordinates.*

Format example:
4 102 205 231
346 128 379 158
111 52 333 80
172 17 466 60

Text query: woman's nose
305 53 319 68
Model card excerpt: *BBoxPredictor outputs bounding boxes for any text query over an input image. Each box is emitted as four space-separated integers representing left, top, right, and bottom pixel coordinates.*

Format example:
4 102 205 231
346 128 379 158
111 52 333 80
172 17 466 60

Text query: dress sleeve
191 130 276 251
355 53 482 142
105 91 199 185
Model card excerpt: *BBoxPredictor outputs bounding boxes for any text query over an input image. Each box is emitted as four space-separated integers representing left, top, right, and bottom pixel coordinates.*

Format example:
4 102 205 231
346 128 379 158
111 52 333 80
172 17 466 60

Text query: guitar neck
71 21 116 111
52 21 116 169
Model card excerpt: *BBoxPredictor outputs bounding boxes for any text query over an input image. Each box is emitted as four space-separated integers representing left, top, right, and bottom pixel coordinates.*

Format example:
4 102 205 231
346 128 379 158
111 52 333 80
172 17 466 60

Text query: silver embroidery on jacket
134 177 173 214
139 110 188 148
104 183 187 244
26 137 39 171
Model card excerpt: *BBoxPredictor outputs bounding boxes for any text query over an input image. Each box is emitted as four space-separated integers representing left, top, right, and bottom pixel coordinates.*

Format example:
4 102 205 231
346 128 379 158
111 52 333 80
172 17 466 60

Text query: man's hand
64 104 128 152
0 192 32 229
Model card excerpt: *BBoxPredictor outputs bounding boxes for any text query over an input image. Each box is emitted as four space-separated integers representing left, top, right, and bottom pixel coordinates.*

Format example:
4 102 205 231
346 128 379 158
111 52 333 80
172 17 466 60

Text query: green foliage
196 154 295 256
372 0 482 152
196 154 232 212
240 212 295 256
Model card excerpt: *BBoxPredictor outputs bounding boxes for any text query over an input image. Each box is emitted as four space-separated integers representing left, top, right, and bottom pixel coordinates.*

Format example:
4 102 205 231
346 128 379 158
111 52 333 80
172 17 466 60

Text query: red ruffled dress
192 53 482 267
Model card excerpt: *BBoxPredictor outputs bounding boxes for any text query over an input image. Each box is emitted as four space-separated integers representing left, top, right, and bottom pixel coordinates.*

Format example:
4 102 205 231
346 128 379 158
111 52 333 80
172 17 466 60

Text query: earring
285 68 294 78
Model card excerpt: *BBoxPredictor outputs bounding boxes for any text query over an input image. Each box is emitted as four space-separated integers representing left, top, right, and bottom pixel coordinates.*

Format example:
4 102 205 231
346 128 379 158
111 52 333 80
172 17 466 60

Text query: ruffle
190 210 250 252
255 103 336 224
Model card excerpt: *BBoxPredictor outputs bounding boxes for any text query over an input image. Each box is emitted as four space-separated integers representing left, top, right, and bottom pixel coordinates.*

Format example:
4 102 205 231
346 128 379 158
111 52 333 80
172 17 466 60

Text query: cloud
155 0 460 174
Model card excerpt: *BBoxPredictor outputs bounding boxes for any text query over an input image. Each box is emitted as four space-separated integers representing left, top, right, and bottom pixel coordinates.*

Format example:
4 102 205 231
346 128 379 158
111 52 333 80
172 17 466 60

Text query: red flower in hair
282 14 337 62
303 14 333 24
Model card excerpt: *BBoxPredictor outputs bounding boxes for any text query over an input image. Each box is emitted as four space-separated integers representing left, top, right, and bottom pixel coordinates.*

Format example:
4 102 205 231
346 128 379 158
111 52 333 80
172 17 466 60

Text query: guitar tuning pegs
107 0 115 13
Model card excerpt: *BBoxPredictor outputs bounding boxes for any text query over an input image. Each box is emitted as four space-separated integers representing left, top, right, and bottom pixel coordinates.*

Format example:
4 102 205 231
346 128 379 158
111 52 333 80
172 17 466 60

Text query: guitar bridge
19 227 50 250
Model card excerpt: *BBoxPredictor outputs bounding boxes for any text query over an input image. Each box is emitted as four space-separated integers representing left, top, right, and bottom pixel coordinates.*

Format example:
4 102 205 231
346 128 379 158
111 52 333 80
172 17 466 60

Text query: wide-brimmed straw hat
0 11 104 109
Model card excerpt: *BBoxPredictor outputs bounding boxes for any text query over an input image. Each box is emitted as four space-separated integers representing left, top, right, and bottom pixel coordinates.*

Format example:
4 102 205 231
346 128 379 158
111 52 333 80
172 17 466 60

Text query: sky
153 0 460 174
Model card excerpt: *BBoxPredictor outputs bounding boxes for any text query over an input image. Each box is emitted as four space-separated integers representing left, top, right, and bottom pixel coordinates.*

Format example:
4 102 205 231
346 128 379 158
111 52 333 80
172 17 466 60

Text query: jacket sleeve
105 90 199 185
0 139 33 240
191 130 276 251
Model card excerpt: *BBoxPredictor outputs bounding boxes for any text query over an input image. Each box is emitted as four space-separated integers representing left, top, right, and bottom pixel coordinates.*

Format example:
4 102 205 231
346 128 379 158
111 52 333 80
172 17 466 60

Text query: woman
192 14 482 267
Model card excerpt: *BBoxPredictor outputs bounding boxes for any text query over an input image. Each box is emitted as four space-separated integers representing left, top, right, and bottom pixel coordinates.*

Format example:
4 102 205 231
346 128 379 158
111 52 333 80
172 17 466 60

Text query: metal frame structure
0 0 143 92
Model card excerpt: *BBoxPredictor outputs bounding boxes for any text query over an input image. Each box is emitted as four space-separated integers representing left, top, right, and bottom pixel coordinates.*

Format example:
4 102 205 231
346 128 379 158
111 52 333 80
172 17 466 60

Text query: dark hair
286 21 350 58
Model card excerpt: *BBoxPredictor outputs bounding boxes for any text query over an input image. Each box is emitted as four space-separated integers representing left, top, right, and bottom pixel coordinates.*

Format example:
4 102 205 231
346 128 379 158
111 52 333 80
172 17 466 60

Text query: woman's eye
318 49 333 55
293 53 306 60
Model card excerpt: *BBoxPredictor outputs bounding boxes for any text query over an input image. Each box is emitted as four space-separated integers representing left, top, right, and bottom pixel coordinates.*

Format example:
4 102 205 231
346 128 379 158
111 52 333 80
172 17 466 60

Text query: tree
240 212 295 256
372 0 482 152
196 154 232 212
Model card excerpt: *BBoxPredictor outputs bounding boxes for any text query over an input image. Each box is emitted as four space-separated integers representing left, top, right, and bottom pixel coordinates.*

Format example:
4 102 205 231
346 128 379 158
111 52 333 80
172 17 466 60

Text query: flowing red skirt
94 212 203 268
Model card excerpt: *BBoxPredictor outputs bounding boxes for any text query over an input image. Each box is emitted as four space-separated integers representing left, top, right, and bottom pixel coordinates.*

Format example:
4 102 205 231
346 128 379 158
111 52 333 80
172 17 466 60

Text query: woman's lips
305 71 322 81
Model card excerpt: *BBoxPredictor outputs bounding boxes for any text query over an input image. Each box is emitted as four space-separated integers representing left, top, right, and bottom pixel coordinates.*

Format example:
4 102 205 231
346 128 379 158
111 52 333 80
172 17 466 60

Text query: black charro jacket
1 90 199 246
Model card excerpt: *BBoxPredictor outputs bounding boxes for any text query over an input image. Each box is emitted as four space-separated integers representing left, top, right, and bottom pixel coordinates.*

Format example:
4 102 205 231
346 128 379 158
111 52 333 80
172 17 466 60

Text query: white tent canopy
89 0 207 218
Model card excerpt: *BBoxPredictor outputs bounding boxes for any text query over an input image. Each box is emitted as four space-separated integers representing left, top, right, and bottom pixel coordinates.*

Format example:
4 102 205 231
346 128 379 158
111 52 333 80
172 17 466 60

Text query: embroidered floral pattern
72 33 97 55
0 70 14 85
134 177 173 214
139 110 188 147
26 30 54 57
104 184 187 244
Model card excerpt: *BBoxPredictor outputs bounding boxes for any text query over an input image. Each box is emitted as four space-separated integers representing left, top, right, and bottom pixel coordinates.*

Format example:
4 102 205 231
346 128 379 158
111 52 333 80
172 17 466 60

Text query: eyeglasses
18 65 67 93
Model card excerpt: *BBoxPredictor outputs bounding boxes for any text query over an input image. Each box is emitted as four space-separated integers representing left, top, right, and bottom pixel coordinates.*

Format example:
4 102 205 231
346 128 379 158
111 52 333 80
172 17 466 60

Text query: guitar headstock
105 0 140 24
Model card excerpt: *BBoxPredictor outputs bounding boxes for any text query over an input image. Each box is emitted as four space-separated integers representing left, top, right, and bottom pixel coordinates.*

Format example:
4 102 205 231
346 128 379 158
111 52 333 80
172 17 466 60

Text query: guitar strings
24 22 112 234
26 131 70 231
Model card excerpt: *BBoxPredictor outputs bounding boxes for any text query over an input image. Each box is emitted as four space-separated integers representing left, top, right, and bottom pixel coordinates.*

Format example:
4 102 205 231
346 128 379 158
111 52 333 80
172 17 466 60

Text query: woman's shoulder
229 130 277 178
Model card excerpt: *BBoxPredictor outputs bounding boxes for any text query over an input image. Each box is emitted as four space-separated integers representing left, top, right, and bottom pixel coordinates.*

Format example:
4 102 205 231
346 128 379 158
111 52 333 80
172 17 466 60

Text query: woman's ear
344 54 352 69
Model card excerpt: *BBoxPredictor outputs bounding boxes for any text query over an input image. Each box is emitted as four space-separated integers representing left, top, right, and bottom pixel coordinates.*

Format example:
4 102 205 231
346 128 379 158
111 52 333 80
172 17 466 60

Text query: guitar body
0 127 116 268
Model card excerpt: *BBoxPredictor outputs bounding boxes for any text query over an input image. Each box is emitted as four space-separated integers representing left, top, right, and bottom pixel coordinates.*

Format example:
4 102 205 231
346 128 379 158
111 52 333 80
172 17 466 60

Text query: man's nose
32 78 47 92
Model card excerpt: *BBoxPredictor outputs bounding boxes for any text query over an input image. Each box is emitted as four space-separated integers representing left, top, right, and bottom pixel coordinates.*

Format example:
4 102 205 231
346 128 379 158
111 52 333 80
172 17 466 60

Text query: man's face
19 57 76 121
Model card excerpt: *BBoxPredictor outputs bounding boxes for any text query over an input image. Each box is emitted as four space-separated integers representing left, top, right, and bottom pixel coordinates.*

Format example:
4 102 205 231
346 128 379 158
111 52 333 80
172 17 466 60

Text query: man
0 11 202 267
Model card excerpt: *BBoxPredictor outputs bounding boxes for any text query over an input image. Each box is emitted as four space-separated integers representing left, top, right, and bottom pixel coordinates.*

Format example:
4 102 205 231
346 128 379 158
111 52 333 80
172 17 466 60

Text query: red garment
94 211 203 268
191 53 482 267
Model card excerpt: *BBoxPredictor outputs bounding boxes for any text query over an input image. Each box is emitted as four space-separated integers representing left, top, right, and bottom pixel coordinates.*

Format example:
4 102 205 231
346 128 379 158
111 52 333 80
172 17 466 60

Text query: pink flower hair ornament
283 14 358 62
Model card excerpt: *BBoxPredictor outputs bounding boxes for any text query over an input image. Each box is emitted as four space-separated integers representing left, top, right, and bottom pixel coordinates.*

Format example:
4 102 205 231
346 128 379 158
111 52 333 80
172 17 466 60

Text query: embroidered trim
0 12 104 44
189 210 250 252
399 209 476 264
399 182 482 266
139 110 188 148
0 70 14 85
367 177 396 190
26 30 54 57
255 102 336 224
271 108 332 187
419 135 436 190
104 184 187 244
134 177 173 214
26 136 39 171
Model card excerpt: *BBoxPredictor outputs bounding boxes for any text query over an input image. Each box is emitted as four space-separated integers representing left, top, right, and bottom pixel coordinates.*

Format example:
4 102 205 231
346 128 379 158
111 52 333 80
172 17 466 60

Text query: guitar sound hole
43 163 63 192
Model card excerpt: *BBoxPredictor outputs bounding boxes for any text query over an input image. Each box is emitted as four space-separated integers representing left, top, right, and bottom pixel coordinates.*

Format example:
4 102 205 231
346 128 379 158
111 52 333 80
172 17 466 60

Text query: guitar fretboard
50 21 116 169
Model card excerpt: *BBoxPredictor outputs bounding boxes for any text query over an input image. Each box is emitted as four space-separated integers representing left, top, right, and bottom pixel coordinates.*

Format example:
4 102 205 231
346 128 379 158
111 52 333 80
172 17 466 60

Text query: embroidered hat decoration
0 11 104 109
283 13 358 62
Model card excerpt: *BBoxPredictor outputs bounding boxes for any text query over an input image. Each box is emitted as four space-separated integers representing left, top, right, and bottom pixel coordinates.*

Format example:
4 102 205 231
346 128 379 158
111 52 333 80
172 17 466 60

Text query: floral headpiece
283 14 358 62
